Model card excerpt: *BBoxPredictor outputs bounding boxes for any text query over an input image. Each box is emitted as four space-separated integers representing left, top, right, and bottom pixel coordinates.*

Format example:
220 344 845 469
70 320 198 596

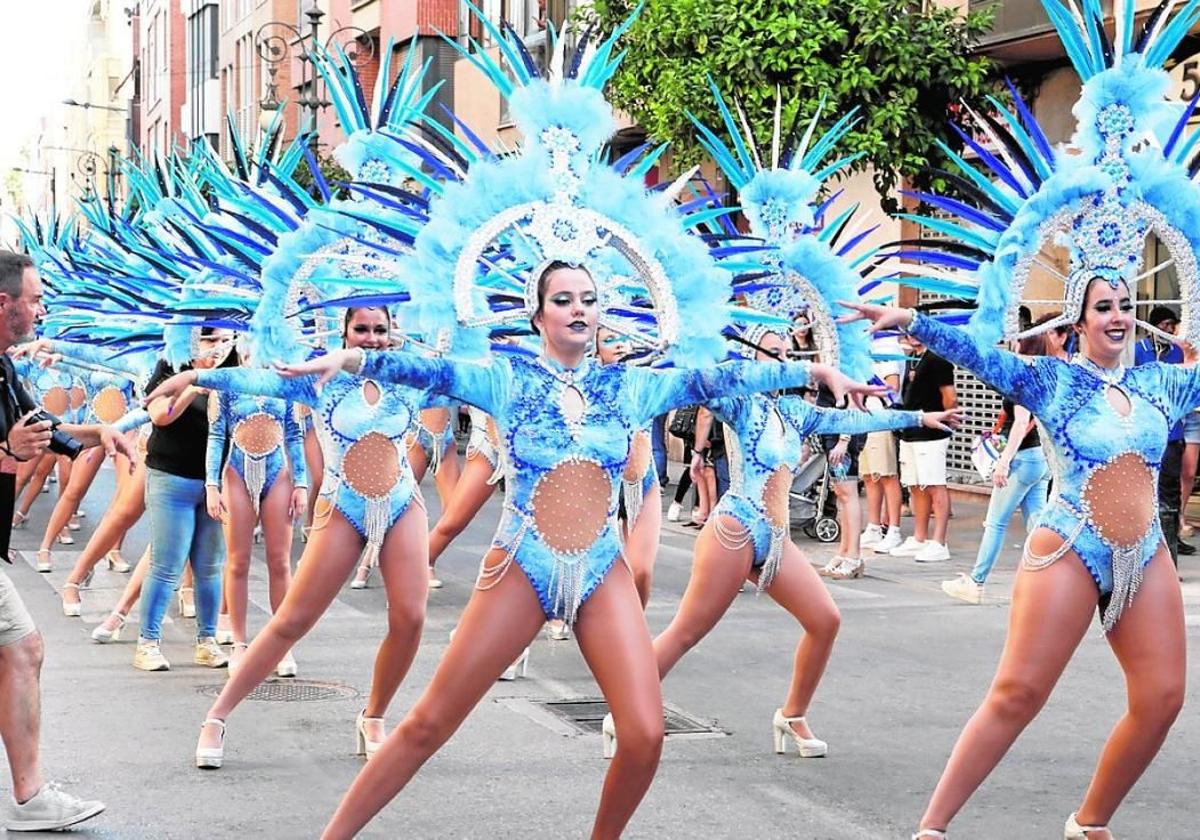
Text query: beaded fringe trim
622 478 644 527
243 453 266 516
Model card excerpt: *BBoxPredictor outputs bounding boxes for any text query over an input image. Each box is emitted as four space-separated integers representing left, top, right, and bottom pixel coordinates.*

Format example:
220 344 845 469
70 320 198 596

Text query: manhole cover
197 679 359 702
540 698 723 736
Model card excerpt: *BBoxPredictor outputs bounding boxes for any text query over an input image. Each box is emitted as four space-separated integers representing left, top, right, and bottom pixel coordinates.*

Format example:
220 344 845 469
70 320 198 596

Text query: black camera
25 410 83 460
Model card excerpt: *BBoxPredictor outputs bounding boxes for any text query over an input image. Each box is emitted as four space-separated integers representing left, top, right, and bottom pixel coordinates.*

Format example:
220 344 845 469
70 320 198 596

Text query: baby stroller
791 436 840 543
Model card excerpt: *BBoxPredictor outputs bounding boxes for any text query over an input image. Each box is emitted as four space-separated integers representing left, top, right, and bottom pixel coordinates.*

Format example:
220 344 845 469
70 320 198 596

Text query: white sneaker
873 527 903 553
859 524 884 548
817 556 846 577
7 782 105 832
889 536 925 557
133 639 170 672
194 637 229 668
666 501 682 522
427 566 443 590
941 573 983 604
914 540 951 563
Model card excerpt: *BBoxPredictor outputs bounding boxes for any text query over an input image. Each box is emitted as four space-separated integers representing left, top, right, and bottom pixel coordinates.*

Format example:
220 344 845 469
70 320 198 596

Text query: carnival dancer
256 14 886 836
149 306 437 766
862 2 1200 834
623 86 960 760
204 350 308 675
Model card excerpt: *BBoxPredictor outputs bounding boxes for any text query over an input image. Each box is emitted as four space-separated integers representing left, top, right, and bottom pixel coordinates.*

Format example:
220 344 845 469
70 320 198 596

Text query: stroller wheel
802 524 817 540
814 517 840 543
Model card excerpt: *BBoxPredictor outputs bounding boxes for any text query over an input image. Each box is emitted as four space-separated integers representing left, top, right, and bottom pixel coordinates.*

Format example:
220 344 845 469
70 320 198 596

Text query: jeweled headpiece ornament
690 82 881 379
895 0 1200 345
377 8 737 365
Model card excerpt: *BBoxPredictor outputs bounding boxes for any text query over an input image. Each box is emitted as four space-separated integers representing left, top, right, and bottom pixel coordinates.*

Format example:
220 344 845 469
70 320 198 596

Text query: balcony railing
970 0 1112 49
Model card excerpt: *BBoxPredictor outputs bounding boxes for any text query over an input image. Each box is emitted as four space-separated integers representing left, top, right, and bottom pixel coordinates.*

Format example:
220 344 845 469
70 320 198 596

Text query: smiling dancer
863 3 1200 836
264 17 886 839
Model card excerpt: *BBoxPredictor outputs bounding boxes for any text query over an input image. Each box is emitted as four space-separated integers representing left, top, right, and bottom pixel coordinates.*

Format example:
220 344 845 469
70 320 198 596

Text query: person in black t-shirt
889 333 957 563
133 331 239 673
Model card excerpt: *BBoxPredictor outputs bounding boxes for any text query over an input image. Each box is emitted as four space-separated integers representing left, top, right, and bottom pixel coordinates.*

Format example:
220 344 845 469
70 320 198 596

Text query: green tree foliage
584 0 995 208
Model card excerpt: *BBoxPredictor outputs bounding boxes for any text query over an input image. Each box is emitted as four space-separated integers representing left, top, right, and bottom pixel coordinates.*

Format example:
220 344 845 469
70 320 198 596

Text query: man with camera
0 251 136 831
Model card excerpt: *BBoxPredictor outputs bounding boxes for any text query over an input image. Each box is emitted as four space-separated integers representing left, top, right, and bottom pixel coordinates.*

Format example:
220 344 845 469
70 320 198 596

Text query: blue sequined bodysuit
911 313 1200 629
196 368 429 558
205 391 308 511
711 394 922 586
357 349 817 622
465 406 504 479
407 404 458 475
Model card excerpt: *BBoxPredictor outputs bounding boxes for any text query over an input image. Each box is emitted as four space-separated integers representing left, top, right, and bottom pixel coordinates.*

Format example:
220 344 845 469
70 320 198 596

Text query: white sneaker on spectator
873 527 903 553
7 783 104 832
817 556 845 577
915 541 951 563
941 573 983 604
889 536 925 557
859 524 883 548
666 501 682 522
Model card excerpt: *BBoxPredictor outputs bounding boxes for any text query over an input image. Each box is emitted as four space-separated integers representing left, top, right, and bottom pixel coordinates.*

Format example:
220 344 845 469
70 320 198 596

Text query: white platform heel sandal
195 719 226 769
499 647 530 681
1065 813 1110 838
771 708 827 757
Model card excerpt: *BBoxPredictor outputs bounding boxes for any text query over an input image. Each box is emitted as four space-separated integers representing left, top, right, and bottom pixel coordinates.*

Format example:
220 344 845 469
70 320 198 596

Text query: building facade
137 0 187 155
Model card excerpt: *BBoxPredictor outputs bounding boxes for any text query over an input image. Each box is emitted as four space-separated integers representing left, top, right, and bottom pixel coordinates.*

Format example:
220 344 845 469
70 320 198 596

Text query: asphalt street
6 459 1200 839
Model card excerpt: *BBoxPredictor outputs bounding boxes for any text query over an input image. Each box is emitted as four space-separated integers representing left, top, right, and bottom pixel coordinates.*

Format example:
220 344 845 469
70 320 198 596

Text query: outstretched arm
839 303 1053 414
627 360 883 425
194 368 319 407
276 347 508 415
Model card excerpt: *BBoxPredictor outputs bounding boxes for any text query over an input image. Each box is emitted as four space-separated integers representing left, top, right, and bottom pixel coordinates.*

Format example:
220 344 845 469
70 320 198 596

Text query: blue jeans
714 452 730 501
971 448 1050 584
138 469 225 641
651 414 668 486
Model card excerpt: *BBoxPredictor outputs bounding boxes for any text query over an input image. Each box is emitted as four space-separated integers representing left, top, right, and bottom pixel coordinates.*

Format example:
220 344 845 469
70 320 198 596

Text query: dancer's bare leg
757 541 840 736
574 561 665 839
63 461 146 607
37 446 105 557
258 477 295 615
624 483 662 607
431 443 460 510
361 501 430 742
92 546 151 637
1074 549 1184 831
655 517 752 679
14 453 57 521
319 552 545 839
196 509 387 750
427 455 496 567
918 532 1098 831
220 473 258 647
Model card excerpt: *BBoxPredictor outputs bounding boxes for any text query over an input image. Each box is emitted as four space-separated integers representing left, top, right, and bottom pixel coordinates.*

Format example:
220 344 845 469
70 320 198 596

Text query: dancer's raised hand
836 301 915 334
